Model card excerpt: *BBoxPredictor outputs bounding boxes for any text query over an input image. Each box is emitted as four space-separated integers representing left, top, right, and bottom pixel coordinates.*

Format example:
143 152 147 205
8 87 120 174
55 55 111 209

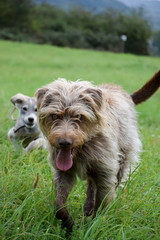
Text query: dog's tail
130 70 160 105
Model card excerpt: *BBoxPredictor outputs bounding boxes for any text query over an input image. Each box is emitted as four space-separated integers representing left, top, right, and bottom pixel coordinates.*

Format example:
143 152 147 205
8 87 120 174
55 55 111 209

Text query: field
0 40 160 240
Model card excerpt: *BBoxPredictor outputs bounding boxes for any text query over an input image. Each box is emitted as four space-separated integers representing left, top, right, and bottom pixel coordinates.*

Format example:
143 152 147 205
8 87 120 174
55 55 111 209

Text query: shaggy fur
35 70 160 231
8 93 46 153
35 79 142 231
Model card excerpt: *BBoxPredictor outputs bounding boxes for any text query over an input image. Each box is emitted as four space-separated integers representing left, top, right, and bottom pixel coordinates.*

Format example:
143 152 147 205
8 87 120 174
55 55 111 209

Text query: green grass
0 40 160 240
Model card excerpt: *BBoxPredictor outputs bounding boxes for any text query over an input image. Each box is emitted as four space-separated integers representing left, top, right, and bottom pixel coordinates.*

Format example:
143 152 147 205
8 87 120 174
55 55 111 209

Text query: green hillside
0 40 160 239
35 0 129 13
35 0 160 30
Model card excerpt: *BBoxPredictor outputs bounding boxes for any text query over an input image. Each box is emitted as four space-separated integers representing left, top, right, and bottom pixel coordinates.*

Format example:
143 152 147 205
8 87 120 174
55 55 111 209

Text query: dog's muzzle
25 117 36 128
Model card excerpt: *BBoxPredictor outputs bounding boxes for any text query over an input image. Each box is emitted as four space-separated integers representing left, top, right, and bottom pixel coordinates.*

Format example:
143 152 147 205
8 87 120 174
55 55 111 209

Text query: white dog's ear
11 93 27 108
35 88 49 108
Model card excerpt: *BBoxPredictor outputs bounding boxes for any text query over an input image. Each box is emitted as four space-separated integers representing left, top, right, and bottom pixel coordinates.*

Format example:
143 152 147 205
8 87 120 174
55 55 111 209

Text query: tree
0 0 33 30
116 11 152 55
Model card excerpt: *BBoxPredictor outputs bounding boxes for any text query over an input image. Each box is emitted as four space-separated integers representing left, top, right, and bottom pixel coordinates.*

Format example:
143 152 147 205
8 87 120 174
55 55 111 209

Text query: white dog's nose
28 117 34 123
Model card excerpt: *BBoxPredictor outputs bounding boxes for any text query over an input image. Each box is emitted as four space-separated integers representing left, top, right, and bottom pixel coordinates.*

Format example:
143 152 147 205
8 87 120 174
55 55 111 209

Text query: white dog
8 93 46 153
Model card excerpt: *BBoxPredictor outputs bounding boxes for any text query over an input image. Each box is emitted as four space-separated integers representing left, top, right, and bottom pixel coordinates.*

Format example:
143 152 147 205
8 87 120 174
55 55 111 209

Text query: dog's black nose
58 139 72 148
28 117 34 123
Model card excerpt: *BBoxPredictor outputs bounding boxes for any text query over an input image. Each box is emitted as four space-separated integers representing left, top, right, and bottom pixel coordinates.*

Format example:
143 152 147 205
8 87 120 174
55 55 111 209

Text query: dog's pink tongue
56 149 73 171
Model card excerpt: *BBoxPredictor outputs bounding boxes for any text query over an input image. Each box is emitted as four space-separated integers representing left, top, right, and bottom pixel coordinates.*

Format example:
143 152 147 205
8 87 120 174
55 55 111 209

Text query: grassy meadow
0 40 160 240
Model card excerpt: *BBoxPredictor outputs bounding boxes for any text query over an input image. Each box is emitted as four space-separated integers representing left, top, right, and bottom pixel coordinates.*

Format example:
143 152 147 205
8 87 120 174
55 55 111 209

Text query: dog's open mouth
56 149 73 171
25 123 35 129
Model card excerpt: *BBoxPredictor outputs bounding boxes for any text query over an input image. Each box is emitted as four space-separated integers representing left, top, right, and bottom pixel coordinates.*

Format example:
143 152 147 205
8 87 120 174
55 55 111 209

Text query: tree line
0 0 154 55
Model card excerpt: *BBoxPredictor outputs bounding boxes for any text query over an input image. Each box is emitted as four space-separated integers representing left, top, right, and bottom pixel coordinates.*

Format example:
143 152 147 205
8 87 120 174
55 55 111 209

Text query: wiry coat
35 78 142 231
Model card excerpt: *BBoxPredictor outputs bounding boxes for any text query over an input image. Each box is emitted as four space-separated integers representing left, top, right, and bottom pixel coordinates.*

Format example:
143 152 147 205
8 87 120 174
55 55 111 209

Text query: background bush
0 0 153 55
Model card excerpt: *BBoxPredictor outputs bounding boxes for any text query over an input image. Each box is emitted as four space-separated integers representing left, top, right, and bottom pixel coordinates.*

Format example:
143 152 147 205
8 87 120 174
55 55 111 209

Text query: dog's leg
24 138 47 153
94 175 116 214
84 178 96 216
8 128 20 150
54 170 76 232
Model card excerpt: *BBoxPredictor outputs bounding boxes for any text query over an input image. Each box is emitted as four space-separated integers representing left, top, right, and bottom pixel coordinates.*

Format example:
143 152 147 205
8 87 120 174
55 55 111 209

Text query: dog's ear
84 88 103 109
11 93 27 108
35 88 49 108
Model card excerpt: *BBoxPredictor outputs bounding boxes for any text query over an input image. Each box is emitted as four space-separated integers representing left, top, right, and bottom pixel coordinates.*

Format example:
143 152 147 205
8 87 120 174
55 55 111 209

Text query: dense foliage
0 0 153 55
153 31 160 55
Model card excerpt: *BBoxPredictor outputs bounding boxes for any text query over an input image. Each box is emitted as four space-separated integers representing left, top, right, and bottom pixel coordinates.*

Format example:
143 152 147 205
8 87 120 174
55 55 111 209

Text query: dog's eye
22 107 28 111
35 108 37 112
75 114 83 121
51 114 58 120
75 114 81 119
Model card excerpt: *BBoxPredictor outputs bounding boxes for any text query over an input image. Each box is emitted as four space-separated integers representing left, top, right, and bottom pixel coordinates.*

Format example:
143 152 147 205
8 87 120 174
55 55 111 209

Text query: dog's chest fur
49 131 120 181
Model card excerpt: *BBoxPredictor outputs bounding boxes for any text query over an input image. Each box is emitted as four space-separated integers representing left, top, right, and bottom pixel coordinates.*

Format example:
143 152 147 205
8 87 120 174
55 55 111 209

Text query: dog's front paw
61 219 75 234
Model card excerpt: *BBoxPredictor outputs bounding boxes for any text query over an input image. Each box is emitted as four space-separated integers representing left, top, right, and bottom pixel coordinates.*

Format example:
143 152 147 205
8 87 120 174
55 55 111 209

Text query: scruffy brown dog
35 70 160 231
